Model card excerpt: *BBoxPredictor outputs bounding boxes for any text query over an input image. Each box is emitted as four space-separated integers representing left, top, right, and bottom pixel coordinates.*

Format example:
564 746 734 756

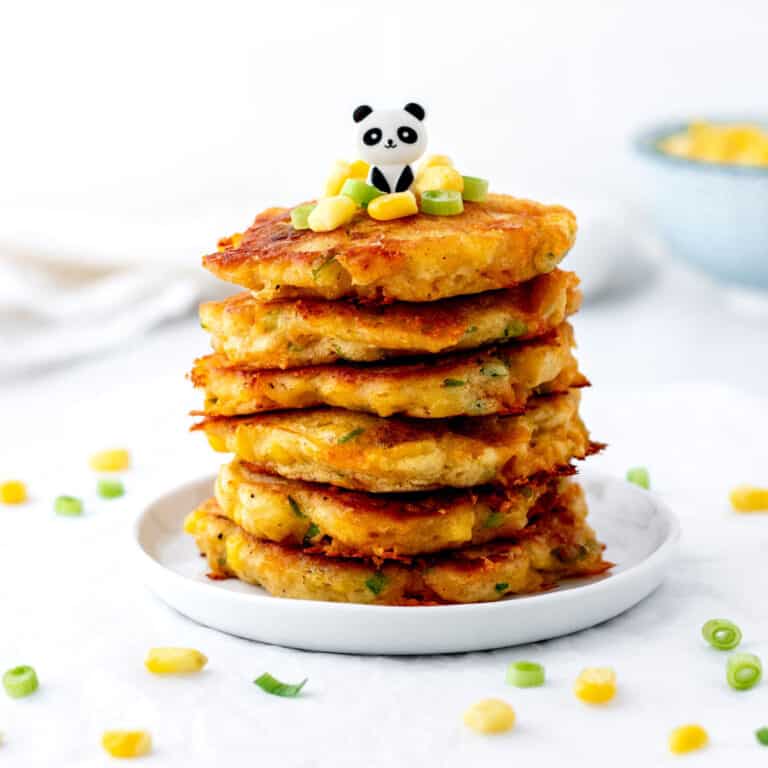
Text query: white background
2 1 768 766
2 0 767 264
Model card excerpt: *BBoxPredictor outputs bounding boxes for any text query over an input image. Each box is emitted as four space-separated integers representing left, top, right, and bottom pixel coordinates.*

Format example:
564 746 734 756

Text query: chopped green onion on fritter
461 176 489 202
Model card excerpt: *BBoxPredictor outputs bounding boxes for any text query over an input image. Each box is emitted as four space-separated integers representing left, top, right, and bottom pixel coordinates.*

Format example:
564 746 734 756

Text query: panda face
353 104 427 167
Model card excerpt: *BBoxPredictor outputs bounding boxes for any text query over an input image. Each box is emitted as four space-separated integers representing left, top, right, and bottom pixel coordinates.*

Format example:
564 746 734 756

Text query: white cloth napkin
0 253 204 378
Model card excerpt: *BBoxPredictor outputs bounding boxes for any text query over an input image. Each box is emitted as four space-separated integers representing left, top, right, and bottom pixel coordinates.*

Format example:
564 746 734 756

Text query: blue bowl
636 120 768 289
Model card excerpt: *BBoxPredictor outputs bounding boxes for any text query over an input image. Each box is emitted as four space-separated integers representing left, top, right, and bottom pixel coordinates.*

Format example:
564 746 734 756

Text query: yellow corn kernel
324 160 352 197
573 667 616 704
89 449 131 472
0 480 27 505
730 484 768 512
216 232 243 251
308 195 358 232
348 159 370 179
414 165 464 195
463 698 515 734
367 191 418 221
145 647 208 675
416 154 453 178
101 730 152 758
669 724 708 755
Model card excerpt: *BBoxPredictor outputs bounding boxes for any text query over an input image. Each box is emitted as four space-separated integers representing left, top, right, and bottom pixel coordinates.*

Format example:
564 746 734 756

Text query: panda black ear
403 102 425 121
353 105 373 123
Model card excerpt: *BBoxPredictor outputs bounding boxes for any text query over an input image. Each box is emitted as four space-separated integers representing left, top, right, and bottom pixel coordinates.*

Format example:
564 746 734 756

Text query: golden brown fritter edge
199 269 581 368
191 322 589 418
203 194 577 302
185 482 611 605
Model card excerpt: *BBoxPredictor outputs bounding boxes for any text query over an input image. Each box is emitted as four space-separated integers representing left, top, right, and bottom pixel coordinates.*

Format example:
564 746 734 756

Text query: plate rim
131 470 681 616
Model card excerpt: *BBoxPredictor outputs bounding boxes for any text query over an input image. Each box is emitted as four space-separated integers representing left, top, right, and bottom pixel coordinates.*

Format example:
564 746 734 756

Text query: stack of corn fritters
185 194 610 605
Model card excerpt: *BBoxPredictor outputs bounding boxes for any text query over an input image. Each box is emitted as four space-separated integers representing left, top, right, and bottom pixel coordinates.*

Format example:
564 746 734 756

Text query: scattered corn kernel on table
1 261 767 767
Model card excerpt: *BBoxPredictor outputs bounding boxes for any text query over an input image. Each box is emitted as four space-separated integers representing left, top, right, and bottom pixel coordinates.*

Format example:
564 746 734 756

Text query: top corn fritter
204 194 577 303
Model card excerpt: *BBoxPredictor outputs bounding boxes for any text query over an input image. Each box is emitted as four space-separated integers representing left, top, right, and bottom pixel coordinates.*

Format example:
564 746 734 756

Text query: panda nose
385 138 397 148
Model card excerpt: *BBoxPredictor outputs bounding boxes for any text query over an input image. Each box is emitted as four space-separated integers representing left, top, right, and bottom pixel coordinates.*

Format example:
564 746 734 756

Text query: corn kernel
669 724 708 754
308 195 358 232
730 484 768 512
573 667 616 704
101 730 152 758
367 191 419 221
216 232 243 251
145 647 208 675
89 449 131 472
415 165 464 195
0 480 27 505
324 160 352 197
463 698 515 734
416 154 453 178
348 159 370 179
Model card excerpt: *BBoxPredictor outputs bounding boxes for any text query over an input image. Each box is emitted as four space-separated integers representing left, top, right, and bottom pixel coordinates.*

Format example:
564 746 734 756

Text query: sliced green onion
97 478 124 499
365 572 387 595
503 320 527 338
311 255 336 281
341 178 382 207
302 523 320 546
506 660 545 688
626 466 650 490
338 428 365 444
702 619 742 650
287 496 305 518
54 495 83 516
494 582 509 593
727 653 762 691
420 189 464 216
290 204 315 230
480 362 507 378
254 672 307 698
483 511 504 529
442 378 466 387
462 176 489 202
3 666 39 698
755 727 768 746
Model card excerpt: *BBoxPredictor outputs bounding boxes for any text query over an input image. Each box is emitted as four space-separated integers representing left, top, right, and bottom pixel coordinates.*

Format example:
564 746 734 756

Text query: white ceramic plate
132 473 679 655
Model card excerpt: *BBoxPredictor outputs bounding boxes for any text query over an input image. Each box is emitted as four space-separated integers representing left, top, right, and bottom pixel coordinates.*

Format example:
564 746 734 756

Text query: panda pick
353 103 427 194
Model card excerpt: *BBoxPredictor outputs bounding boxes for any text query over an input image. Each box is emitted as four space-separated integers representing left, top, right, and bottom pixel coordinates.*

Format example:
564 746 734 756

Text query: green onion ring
341 178 382 207
702 618 742 650
755 727 768 746
420 190 464 216
461 176 489 202
290 204 315 230
506 660 545 688
3 666 39 698
54 495 83 516
726 653 762 691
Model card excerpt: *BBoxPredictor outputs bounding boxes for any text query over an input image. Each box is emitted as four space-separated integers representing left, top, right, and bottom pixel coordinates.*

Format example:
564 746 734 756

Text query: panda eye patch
363 128 382 146
397 126 418 144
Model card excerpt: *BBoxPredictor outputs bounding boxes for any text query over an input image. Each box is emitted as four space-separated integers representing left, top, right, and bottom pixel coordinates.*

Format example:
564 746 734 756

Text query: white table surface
1 260 768 767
